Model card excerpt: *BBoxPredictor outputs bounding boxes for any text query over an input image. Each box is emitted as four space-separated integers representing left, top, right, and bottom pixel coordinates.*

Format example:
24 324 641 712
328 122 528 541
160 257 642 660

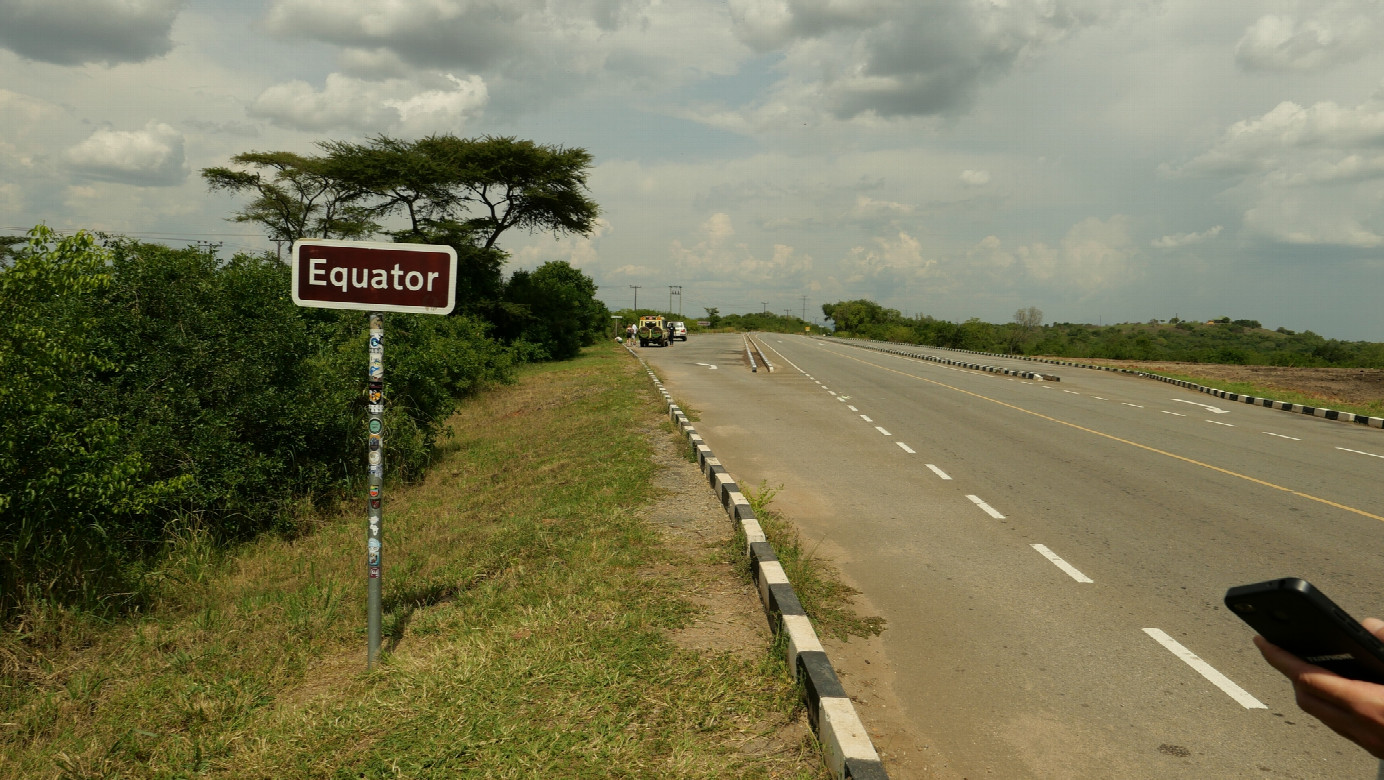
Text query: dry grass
0 345 824 780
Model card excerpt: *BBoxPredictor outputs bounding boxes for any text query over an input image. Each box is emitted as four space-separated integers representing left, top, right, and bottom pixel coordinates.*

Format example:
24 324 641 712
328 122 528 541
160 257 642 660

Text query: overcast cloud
1 0 1383 338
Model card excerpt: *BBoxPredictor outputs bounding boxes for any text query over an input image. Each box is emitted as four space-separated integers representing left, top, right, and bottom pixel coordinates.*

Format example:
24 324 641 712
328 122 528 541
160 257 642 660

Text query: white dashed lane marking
860 414 873 422
927 464 952 480
875 426 892 436
1338 447 1384 459
896 442 916 454
967 495 1006 519
1264 432 1300 441
1143 628 1266 709
1207 420 1235 427
1032 544 1093 583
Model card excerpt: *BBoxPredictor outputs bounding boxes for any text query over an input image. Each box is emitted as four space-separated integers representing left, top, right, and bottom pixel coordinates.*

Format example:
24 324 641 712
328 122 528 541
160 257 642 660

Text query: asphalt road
637 333 1384 779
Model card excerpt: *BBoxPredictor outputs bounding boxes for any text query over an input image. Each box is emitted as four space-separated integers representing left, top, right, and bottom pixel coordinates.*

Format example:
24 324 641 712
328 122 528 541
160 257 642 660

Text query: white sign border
291 238 459 315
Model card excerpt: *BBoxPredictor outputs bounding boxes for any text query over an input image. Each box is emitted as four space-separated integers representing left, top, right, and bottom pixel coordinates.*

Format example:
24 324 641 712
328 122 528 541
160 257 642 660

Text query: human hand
1255 617 1384 759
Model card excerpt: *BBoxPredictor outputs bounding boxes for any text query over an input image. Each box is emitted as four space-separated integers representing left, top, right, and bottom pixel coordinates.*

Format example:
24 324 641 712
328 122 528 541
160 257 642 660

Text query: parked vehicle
670 321 687 341
638 315 670 347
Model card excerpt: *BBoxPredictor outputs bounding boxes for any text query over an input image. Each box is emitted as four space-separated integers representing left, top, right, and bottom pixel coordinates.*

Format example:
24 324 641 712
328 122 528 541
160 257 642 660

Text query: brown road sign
291 239 457 314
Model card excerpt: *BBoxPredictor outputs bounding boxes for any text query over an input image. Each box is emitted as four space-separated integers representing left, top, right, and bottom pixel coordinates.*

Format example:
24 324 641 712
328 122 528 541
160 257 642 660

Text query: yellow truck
638 315 670 347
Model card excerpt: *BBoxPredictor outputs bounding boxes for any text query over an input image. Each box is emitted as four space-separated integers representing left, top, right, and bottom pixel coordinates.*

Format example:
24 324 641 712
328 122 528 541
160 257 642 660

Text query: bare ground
638 419 828 777
1066 360 1384 410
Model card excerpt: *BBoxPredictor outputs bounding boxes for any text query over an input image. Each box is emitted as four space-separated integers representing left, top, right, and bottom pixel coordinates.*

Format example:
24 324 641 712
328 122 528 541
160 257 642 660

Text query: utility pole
669 285 681 317
630 285 641 315
801 295 808 322
761 301 768 314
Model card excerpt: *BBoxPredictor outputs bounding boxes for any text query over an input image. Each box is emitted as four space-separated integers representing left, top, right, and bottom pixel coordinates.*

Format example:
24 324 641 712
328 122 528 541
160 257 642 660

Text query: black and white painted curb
623 344 888 780
833 337 1384 430
844 338 1060 382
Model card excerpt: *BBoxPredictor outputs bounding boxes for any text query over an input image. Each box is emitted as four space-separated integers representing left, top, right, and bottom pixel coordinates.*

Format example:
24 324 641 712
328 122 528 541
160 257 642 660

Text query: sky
3 1 1384 339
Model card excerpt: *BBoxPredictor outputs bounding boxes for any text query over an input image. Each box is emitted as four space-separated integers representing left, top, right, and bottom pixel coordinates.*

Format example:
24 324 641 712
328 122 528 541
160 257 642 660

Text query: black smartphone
1225 577 1384 684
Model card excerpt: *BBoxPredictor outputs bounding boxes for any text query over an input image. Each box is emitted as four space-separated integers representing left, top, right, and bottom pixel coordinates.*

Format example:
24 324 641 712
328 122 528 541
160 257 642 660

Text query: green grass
739 483 886 643
0 345 825 780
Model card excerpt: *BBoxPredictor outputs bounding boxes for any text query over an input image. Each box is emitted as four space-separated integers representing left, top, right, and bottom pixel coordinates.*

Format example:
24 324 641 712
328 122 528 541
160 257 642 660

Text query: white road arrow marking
1174 399 1228 414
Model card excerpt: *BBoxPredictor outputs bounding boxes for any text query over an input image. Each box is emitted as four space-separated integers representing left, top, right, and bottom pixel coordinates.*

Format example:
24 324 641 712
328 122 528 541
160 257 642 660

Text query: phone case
1225 577 1384 684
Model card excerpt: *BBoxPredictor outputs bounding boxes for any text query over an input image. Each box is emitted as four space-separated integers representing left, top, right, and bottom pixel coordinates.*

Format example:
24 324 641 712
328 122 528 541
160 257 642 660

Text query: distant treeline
822 299 1384 367
0 227 607 619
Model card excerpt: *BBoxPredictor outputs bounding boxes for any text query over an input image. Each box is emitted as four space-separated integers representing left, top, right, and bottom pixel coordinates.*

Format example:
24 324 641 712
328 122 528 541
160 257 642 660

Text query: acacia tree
204 135 598 251
202 151 378 244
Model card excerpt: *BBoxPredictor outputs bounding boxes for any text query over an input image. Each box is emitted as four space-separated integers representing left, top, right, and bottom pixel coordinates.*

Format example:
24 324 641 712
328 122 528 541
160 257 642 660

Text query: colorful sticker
369 419 382 434
368 450 382 464
370 335 383 349
369 566 381 579
369 364 384 380
368 436 381 451
369 485 380 498
370 498 381 509
368 389 383 402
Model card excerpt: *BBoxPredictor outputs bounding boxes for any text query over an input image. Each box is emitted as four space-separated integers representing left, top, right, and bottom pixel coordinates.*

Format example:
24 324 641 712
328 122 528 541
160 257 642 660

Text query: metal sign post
289 239 458 670
367 314 385 668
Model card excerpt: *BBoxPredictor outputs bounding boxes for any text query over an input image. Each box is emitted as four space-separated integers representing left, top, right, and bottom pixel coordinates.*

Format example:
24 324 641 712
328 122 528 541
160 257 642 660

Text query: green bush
0 228 513 619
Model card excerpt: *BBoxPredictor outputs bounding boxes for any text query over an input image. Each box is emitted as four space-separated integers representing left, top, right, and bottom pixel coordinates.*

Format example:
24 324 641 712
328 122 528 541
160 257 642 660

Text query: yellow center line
834 349 1384 523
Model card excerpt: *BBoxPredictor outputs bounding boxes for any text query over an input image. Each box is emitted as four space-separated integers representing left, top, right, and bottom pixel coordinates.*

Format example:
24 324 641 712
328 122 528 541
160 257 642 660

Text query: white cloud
513 218 611 270
250 73 488 133
720 0 1132 123
960 169 991 186
992 216 1137 293
1152 225 1222 249
843 230 934 281
262 0 745 105
64 121 187 186
670 212 814 282
1235 4 1378 73
852 195 915 219
0 0 184 66
1169 92 1384 247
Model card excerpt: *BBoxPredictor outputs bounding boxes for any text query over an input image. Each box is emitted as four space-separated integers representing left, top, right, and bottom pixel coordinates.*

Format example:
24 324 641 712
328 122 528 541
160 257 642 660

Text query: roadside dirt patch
636 419 824 775
1071 360 1384 410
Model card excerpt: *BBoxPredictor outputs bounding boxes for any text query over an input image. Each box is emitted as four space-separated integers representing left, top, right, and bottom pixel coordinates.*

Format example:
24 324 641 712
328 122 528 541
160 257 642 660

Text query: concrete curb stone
625 344 888 780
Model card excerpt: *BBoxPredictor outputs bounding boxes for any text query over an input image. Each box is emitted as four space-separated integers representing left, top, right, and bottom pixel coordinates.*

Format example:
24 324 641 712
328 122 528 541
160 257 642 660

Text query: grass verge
0 345 824 779
1138 371 1384 419
740 483 886 643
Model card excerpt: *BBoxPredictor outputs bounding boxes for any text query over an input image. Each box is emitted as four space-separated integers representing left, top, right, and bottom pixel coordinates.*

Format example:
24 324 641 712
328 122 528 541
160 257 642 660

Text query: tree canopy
203 135 598 251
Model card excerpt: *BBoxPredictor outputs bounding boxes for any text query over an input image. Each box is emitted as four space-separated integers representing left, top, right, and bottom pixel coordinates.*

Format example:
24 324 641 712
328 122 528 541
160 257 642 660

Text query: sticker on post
369 450 382 465
369 566 381 579
369 419 382 434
